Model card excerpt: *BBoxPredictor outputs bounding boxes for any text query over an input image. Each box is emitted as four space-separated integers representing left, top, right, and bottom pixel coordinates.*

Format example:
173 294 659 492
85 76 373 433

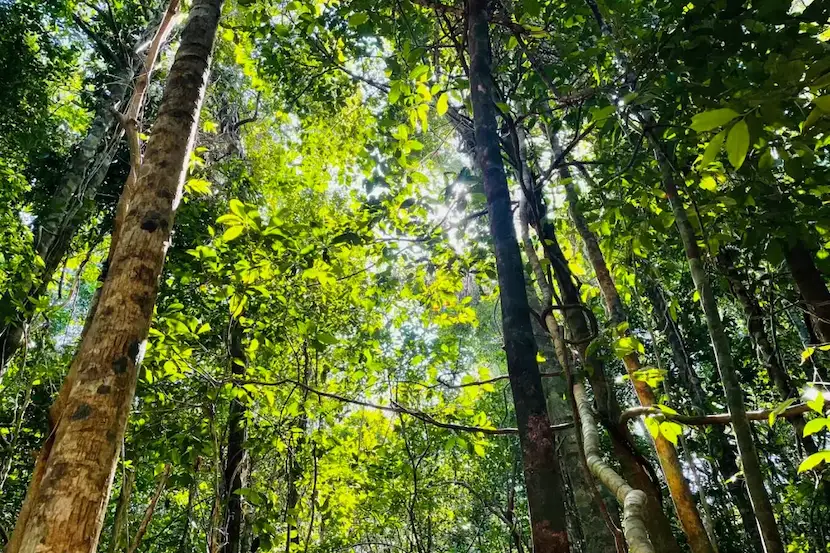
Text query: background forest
0 0 829 552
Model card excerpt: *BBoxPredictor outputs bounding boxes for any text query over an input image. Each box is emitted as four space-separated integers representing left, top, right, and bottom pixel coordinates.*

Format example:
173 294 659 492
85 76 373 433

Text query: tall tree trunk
785 241 830 344
644 277 764 552
558 140 715 553
465 1 569 550
0 0 180 375
222 322 248 553
718 250 816 453
6 2 223 552
0 76 130 373
655 139 784 553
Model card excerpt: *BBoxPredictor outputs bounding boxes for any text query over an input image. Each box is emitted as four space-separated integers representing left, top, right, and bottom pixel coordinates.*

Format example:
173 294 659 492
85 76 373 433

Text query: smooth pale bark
785 241 830 344
6 2 223 552
644 277 764 551
657 148 784 553
718 251 816 453
558 143 715 553
466 0 569 549
222 323 248 553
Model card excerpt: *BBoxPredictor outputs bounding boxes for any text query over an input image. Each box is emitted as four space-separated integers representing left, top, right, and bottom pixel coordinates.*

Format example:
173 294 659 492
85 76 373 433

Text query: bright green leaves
435 93 448 116
798 389 830 473
630 367 667 388
700 129 726 167
798 451 830 473
644 414 683 446
768 398 796 426
185 178 212 195
216 199 261 243
814 95 830 112
725 119 750 169
612 335 645 357
690 108 739 132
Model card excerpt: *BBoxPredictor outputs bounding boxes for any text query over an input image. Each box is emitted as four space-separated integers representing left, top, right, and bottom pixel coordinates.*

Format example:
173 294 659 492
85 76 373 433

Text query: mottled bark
644 277 763 551
657 141 783 553
223 322 248 553
466 1 569 549
786 241 830 344
6 2 222 552
719 251 816 453
559 142 714 553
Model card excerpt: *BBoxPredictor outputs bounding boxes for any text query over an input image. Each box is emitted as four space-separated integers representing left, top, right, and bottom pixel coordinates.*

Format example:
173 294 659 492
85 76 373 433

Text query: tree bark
465 1 569 550
222 322 248 553
6 2 223 552
559 141 715 553
656 138 784 553
785 241 830 344
521 182 681 553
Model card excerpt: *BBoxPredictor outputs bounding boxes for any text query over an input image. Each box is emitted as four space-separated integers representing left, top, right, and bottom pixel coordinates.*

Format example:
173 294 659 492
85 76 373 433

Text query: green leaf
814 96 830 112
348 13 368 26
690 108 740 132
317 332 338 345
807 391 825 413
699 175 717 192
700 130 726 167
388 82 401 105
223 225 244 242
798 451 830 473
404 139 424 151
726 120 750 169
436 93 448 116
186 178 212 195
659 421 682 445
229 199 245 217
644 417 660 438
801 347 816 364
803 417 828 437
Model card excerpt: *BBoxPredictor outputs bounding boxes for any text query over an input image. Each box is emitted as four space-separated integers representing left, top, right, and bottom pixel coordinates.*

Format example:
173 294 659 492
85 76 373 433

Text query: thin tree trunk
127 464 172 553
644 276 764 552
718 250 816 453
465 1 569 549
785 241 830 344
6 2 223 552
558 139 715 553
656 140 784 553
109 468 137 553
222 322 248 553
285 344 312 553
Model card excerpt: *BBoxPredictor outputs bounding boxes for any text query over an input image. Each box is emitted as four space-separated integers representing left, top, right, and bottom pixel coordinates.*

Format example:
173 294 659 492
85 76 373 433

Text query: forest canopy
0 0 829 552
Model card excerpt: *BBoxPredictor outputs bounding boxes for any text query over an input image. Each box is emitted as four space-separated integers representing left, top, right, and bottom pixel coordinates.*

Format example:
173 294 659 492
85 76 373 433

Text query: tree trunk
785 241 830 344
285 344 311 553
656 137 784 553
127 464 172 553
5 2 223 552
644 277 764 551
559 142 715 553
718 250 816 453
0 0 180 375
222 323 248 553
465 1 569 550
